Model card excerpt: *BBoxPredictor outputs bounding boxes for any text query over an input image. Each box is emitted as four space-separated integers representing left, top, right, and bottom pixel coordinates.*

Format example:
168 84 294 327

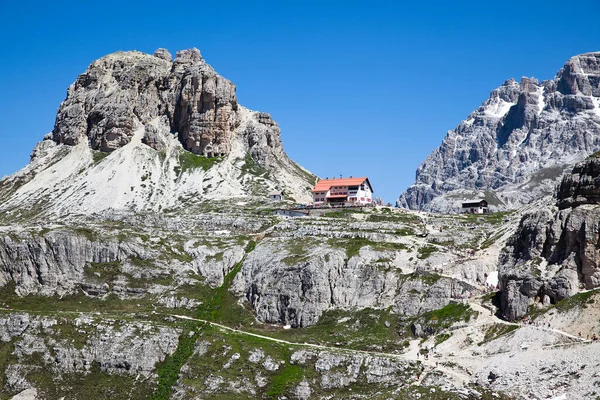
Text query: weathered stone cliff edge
499 154 600 320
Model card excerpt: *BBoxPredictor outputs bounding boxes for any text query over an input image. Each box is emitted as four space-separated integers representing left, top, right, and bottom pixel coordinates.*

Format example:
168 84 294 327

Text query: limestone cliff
499 154 600 320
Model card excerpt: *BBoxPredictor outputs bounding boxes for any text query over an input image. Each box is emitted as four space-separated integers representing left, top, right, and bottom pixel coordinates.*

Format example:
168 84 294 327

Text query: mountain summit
0 48 314 218
398 52 600 212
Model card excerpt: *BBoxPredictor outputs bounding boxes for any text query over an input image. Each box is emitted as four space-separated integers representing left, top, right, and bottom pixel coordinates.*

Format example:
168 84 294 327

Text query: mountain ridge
398 51 600 212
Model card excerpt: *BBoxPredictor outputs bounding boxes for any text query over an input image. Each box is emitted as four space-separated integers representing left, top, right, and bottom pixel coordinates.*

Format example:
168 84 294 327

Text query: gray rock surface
0 226 245 296
232 237 477 327
0 47 315 219
499 157 600 319
52 48 236 156
557 154 600 209
399 52 600 212
0 313 180 381
49 47 298 170
153 48 172 61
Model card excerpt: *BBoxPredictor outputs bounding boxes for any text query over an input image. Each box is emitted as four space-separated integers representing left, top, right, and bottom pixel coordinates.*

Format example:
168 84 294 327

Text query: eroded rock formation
52 48 241 157
499 154 600 320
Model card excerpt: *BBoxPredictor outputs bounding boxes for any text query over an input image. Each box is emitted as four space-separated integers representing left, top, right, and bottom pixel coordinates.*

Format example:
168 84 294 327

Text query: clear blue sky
1 1 599 202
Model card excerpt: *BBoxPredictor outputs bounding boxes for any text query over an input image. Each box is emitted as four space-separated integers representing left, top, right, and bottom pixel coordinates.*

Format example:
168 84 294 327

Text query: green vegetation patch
195 260 252 324
195 243 257 326
0 282 167 316
179 325 313 399
73 227 96 241
407 271 443 285
241 153 268 177
177 151 221 174
434 332 452 346
555 290 597 312
92 150 110 165
156 238 193 263
255 307 407 353
327 237 407 259
0 340 15 395
150 322 198 400
25 363 154 400
281 238 318 265
85 261 121 281
417 245 437 259
460 210 513 225
367 213 421 224
290 161 317 186
412 303 475 337
324 209 364 219
478 324 518 345
394 227 415 236
529 290 599 321
267 363 304 398
130 257 155 268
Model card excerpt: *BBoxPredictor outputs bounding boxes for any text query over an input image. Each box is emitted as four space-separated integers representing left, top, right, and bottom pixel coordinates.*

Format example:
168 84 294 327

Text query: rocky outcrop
399 52 600 212
0 227 246 296
53 48 239 157
499 156 600 320
49 47 293 167
232 238 477 327
0 231 124 296
0 48 315 216
0 313 179 396
172 337 419 399
557 155 600 209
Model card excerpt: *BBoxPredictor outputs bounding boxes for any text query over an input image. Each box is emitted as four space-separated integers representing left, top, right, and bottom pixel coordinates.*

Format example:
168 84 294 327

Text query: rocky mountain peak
556 52 600 96
152 47 172 61
52 48 239 157
0 48 315 217
398 51 600 212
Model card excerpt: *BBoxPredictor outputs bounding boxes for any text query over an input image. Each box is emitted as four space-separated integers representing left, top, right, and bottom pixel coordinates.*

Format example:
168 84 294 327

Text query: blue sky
1 1 599 202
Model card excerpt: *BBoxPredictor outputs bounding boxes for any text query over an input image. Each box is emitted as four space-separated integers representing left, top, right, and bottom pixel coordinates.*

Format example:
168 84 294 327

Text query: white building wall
354 182 372 205
461 206 486 214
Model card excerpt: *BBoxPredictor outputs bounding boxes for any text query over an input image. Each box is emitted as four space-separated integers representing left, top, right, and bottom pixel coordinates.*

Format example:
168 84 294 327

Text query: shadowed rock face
557 156 600 209
499 156 600 320
399 52 600 211
52 48 245 157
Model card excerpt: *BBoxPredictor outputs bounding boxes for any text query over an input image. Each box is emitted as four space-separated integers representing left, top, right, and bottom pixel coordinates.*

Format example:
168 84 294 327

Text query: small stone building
461 199 489 214
268 191 283 201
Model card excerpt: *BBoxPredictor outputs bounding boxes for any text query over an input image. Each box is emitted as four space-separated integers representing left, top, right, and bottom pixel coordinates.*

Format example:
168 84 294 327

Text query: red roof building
311 177 373 205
